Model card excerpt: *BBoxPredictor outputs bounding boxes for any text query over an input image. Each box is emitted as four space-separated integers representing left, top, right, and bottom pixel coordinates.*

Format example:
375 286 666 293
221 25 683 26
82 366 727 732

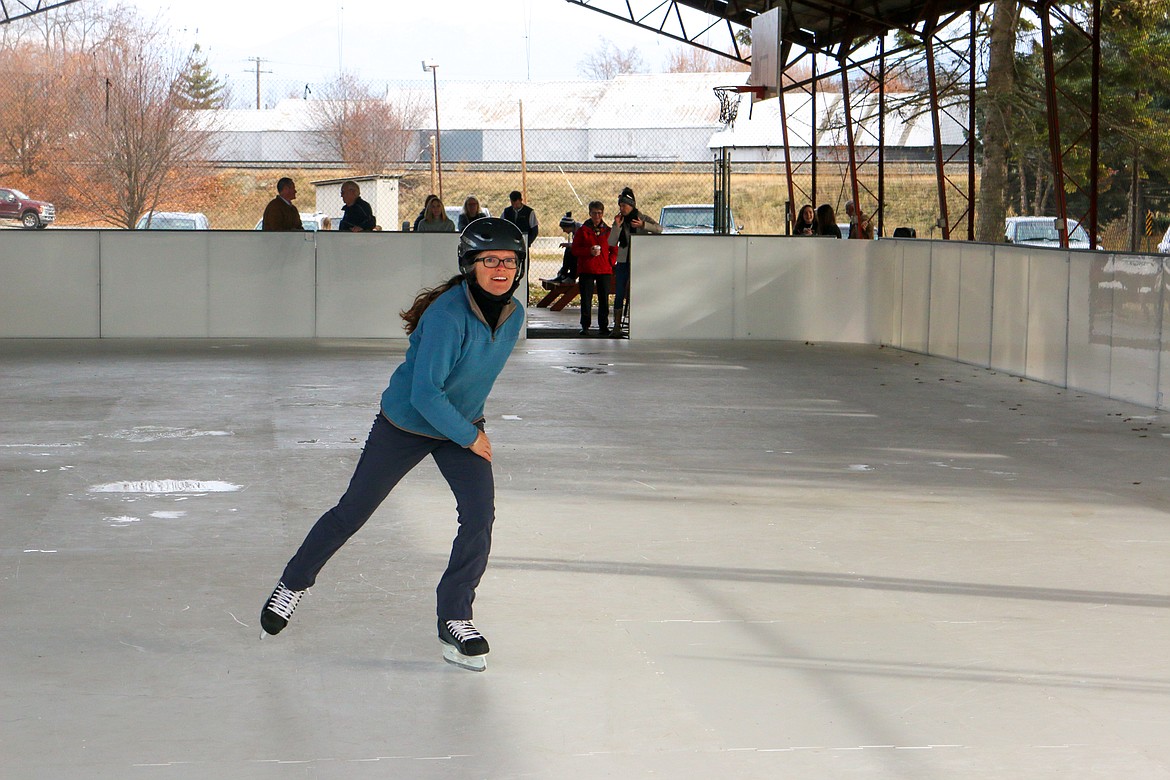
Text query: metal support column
1040 7 1071 247
925 15 952 239
839 54 863 238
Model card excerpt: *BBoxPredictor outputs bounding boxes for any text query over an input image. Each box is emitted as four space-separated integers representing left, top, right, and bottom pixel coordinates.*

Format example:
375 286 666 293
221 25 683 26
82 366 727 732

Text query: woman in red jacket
571 200 615 336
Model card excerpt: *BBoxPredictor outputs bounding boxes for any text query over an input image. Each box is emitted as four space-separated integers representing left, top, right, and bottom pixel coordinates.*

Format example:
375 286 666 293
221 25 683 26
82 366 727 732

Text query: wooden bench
535 278 580 311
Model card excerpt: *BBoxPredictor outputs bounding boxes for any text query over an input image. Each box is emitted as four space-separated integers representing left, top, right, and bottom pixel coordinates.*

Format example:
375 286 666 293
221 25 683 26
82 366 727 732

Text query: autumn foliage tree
0 3 217 226
0 47 71 177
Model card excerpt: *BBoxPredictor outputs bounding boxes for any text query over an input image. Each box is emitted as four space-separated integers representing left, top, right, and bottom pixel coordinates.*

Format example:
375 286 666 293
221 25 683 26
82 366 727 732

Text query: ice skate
438 619 489 671
260 581 305 638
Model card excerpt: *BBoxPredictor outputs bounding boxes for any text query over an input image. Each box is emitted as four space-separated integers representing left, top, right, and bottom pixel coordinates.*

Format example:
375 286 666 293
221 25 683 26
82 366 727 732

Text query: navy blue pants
613 262 630 312
280 413 494 620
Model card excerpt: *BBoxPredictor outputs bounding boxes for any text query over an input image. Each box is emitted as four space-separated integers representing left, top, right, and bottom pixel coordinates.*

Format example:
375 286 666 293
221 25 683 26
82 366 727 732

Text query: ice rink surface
3 336 1169 779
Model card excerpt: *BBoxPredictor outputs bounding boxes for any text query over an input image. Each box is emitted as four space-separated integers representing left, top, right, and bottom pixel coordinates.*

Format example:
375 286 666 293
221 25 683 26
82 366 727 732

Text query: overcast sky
132 0 693 94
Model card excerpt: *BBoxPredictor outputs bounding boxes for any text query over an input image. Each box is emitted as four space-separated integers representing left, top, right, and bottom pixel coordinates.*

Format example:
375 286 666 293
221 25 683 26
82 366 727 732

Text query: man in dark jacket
262 177 304 231
502 190 538 245
338 181 377 232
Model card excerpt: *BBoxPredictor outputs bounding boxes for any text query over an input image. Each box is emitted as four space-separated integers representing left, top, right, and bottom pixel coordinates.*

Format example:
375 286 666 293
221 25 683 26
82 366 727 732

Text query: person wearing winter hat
259 218 527 673
545 212 582 285
607 187 661 338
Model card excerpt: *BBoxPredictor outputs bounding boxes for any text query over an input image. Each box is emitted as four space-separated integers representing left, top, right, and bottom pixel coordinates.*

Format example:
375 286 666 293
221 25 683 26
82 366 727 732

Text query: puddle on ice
89 480 241 494
107 427 233 443
107 516 141 527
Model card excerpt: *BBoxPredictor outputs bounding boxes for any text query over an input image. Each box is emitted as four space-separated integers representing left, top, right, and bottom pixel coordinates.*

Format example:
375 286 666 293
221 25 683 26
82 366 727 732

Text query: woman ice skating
260 217 527 672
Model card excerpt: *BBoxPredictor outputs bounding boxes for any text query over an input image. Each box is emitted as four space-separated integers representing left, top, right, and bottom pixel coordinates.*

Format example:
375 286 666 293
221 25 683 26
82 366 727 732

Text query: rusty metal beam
839 52 864 238
1040 7 1071 248
1 0 80 24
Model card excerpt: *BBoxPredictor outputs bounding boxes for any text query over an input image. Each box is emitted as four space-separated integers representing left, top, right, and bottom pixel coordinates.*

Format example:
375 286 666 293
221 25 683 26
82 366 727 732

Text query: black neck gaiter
469 281 509 331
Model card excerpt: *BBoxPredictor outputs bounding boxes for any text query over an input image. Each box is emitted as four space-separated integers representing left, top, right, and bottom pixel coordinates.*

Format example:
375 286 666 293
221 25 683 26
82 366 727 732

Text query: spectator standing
261 177 304 231
815 204 842 238
259 218 528 673
606 188 661 338
457 195 488 231
845 200 875 240
793 204 817 236
417 196 456 233
502 190 539 245
338 181 377 232
571 200 614 336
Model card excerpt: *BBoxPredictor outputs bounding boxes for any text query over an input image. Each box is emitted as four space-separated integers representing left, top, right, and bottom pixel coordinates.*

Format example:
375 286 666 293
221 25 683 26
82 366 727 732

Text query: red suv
0 187 56 229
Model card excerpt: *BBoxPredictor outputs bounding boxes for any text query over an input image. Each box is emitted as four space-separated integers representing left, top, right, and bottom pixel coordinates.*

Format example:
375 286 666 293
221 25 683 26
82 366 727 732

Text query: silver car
136 211 210 230
1005 216 1093 249
659 204 740 235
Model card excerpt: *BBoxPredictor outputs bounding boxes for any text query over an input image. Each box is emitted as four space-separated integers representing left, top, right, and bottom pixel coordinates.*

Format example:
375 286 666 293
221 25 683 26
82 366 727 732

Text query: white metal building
196 72 967 166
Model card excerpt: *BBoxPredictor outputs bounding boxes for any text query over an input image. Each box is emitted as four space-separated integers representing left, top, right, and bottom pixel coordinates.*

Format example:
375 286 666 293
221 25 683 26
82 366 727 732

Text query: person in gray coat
606 188 661 338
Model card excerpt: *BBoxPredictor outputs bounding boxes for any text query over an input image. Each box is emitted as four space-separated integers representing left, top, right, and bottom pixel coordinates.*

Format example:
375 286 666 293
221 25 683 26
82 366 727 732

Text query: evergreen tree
173 44 226 109
1011 0 1170 244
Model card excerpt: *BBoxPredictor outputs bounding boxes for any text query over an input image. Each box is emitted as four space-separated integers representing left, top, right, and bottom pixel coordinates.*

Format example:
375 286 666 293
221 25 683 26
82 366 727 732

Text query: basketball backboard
749 7 781 102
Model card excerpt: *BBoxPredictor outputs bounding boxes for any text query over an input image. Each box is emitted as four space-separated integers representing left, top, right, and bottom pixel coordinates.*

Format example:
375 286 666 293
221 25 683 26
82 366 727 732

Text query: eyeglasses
477 256 518 269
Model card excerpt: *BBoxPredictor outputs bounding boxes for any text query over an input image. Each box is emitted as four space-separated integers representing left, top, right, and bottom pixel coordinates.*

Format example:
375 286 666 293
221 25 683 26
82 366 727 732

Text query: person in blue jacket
260 218 527 672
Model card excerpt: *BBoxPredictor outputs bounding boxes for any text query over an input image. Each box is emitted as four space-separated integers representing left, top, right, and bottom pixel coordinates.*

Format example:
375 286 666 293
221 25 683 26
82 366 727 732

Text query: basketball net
713 86 742 127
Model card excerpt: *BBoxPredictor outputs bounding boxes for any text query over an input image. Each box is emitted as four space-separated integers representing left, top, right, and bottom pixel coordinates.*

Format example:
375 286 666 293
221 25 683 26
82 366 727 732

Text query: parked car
135 211 210 230
659 203 740 234
253 212 337 231
1005 216 1093 249
0 187 56 229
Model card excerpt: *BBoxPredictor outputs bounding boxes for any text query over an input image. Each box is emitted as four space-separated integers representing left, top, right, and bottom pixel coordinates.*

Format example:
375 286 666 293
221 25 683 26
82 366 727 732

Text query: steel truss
1 0 80 25
562 0 749 62
568 0 1103 245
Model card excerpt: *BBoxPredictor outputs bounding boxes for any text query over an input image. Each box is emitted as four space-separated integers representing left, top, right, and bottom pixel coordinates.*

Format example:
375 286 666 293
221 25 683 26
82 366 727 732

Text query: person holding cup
571 200 616 336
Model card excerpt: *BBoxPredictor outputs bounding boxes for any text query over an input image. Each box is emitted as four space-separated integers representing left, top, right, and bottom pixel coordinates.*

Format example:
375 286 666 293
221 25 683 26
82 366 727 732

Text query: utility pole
247 57 271 109
422 60 442 199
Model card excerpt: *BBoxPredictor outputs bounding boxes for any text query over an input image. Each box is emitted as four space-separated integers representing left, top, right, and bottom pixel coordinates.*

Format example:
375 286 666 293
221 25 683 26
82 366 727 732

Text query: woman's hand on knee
468 430 492 462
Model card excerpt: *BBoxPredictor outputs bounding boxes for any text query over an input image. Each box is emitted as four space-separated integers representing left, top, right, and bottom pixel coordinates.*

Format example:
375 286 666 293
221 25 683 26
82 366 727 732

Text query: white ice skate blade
441 642 487 672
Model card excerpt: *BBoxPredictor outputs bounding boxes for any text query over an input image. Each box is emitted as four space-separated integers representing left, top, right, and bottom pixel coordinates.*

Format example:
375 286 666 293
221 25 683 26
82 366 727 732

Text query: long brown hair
400 275 463 334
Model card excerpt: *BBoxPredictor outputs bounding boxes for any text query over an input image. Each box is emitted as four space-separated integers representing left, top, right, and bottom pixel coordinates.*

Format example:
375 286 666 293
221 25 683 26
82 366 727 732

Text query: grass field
193 164 1153 306
200 163 957 236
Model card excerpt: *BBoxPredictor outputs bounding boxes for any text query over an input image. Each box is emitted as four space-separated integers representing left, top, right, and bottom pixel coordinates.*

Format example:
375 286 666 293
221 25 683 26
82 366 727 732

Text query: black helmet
457 217 527 279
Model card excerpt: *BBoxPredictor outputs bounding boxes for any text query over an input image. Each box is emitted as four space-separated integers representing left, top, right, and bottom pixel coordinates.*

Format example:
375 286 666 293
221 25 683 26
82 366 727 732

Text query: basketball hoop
713 85 767 126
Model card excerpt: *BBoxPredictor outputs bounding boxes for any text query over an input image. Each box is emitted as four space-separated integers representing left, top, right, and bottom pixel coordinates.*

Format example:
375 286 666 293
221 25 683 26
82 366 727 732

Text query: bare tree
71 20 214 227
578 37 645 80
309 71 425 171
664 46 748 74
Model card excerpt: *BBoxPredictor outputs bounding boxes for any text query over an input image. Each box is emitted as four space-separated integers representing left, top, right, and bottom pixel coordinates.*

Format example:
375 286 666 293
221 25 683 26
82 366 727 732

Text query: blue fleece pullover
381 281 523 446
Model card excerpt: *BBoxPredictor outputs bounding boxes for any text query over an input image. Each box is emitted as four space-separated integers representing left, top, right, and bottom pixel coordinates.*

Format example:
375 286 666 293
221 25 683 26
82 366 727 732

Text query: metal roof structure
0 0 80 25
567 0 1104 250
565 0 981 66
